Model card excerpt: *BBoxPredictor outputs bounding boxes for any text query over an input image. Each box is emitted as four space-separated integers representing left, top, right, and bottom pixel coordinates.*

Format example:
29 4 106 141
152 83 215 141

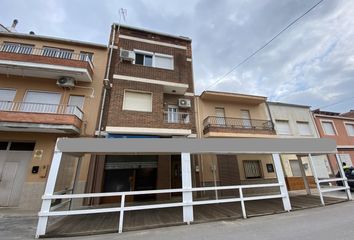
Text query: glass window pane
144 55 153 67
9 142 35 151
135 53 144 65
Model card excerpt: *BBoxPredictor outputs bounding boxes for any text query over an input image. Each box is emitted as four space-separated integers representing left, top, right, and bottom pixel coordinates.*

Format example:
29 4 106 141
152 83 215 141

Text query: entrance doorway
0 141 34 206
171 155 182 196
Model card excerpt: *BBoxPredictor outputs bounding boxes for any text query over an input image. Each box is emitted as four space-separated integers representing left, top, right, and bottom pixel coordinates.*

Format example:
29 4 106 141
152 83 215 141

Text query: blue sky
1 0 353 113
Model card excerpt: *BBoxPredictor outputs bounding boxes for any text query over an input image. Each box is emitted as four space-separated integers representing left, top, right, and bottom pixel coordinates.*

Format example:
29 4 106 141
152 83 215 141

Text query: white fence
39 183 283 234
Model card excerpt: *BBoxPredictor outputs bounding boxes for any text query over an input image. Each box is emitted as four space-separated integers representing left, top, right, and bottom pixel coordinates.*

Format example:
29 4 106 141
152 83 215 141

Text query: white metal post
308 154 325 206
297 155 311 195
69 156 82 210
335 154 352 201
239 188 247 219
35 140 63 238
272 153 291 211
181 152 194 224
118 194 126 233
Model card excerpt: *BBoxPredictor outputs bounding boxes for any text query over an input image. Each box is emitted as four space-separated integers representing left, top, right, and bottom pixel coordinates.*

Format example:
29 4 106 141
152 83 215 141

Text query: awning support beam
272 153 291 212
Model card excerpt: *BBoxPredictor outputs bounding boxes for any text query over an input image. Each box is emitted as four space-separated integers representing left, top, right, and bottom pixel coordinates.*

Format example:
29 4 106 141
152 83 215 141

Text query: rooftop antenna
118 8 127 31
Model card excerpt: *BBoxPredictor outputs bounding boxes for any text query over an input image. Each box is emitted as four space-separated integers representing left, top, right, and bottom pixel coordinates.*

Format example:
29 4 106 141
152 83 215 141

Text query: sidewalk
0 198 353 240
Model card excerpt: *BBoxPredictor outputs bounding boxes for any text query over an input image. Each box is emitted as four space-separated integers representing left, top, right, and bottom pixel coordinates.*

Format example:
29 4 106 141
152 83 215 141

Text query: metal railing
0 101 84 120
203 116 274 131
164 111 190 124
0 44 93 68
38 183 283 235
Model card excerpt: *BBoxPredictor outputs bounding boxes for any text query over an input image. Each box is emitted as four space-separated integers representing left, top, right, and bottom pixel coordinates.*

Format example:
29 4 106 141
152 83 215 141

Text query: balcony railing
0 44 93 69
164 111 190 124
0 101 84 120
203 116 274 133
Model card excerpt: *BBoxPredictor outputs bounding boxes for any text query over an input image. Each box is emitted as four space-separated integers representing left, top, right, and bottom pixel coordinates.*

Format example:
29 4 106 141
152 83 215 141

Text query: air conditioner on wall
178 98 191 108
120 49 135 61
56 77 75 88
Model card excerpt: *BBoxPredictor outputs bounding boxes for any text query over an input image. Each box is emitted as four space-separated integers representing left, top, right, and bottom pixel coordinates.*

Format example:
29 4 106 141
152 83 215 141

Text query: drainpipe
97 24 117 137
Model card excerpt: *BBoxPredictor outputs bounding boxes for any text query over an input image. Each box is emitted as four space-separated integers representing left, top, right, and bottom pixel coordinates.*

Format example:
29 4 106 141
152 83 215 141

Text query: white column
297 155 311 195
181 152 194 224
308 154 325 206
335 154 352 201
35 140 63 238
69 156 82 210
272 153 291 211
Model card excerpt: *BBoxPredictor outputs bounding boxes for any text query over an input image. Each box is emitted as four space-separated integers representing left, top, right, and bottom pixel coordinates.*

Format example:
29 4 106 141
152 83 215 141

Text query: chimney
10 19 18 32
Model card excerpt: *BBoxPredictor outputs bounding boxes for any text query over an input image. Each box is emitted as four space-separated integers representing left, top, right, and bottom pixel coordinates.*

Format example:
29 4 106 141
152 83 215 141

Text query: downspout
97 24 117 137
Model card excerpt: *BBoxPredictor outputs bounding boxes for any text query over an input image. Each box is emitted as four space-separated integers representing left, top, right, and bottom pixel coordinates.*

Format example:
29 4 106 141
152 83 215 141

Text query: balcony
0 101 83 134
164 111 190 124
0 44 93 82
203 116 275 136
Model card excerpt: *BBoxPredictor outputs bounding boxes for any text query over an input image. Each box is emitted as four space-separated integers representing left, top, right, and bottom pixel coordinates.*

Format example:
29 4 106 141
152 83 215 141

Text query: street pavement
0 193 353 240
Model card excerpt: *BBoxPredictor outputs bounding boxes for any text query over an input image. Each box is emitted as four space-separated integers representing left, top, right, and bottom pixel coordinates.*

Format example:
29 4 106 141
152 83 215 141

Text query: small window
297 121 312 136
135 53 153 67
275 120 291 135
155 55 173 70
345 123 354 136
244 160 262 179
322 121 336 135
9 142 35 151
289 160 302 176
123 90 152 112
339 154 353 167
0 142 9 150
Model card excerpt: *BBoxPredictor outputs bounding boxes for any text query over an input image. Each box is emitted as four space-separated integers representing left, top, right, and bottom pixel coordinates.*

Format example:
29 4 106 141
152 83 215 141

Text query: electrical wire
205 0 325 90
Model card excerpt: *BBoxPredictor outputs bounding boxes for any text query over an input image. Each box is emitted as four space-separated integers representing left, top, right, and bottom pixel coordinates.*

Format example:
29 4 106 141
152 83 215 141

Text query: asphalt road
1 199 353 240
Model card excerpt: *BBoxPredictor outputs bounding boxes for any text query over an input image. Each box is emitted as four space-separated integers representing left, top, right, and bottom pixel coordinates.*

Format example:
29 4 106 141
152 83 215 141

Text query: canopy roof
57 138 336 156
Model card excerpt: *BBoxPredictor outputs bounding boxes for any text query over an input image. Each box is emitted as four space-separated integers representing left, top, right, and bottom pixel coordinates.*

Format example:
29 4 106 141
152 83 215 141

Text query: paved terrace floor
45 194 345 237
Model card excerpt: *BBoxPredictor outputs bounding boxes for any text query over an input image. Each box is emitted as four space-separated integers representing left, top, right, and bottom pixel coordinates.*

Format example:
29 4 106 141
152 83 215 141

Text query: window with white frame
22 91 61 113
123 90 152 112
0 88 16 110
134 50 174 70
275 120 291 135
135 52 153 67
322 121 336 135
297 121 312 136
243 160 262 178
345 123 354 136
42 47 73 59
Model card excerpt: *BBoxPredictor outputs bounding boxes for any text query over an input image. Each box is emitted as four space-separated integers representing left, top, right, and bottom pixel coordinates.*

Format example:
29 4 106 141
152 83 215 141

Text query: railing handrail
0 43 93 67
0 100 84 119
203 116 274 129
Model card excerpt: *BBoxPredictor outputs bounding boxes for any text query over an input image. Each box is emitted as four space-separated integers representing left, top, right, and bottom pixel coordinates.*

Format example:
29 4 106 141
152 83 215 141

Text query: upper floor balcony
0 43 93 82
0 100 83 134
203 116 276 137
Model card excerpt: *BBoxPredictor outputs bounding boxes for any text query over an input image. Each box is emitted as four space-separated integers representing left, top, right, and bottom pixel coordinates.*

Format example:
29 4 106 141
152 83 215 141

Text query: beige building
194 91 278 193
0 30 107 210
267 102 332 191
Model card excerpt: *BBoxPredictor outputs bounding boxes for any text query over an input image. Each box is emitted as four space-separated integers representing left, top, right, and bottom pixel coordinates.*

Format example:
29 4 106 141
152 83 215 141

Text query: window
9 142 35 151
1 42 33 54
67 95 85 119
215 107 226 125
79 52 94 62
297 121 312 136
345 123 354 136
42 47 73 59
167 105 179 123
155 54 173 70
0 88 16 110
243 160 262 178
135 53 153 67
134 50 174 70
241 110 252 128
322 121 336 135
23 91 61 113
0 142 8 150
275 120 291 135
123 90 152 112
339 154 353 167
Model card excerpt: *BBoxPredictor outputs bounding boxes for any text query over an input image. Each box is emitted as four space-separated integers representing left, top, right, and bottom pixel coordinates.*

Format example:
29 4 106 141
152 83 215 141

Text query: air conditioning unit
57 77 75 88
120 49 135 61
178 98 191 108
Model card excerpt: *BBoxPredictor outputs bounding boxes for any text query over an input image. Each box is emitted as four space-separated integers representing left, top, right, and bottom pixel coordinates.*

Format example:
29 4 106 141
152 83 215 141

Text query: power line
206 0 325 90
313 96 354 110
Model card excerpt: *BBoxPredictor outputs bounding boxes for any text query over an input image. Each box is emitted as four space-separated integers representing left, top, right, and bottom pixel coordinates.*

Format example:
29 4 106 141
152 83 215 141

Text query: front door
171 155 182 196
